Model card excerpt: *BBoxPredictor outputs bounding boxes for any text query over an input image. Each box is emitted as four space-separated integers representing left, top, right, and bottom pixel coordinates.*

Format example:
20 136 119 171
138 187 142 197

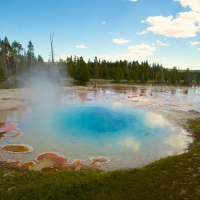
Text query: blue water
50 105 170 147
0 99 193 170
19 104 166 145
58 106 136 133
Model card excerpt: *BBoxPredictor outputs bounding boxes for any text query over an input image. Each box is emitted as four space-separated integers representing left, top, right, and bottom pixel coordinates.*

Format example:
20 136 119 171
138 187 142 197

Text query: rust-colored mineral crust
1 144 33 153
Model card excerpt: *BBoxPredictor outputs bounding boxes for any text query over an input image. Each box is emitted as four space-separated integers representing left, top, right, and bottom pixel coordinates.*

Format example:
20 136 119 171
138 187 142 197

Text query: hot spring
0 86 196 171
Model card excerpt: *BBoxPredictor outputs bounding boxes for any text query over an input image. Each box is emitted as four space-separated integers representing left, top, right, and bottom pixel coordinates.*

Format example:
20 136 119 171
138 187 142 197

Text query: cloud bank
174 0 200 13
140 0 200 38
98 43 156 61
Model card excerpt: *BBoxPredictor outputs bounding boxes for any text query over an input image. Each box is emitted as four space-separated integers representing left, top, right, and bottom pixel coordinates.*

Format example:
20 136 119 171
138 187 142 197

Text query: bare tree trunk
50 33 55 65
50 33 57 82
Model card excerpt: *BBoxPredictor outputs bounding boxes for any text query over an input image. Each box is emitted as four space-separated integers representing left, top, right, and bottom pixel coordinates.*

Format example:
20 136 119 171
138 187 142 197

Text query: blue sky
1 0 200 69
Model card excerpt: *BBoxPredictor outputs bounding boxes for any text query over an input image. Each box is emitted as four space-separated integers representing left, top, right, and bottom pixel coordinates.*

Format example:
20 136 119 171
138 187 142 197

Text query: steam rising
24 68 61 107
21 67 62 134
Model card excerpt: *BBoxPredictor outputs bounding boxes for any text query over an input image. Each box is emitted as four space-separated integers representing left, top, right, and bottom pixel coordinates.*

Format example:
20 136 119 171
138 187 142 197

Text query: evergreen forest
0 36 199 86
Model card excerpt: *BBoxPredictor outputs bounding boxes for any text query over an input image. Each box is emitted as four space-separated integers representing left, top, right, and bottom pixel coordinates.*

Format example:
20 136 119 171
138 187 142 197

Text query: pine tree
27 41 34 73
76 56 90 84
184 68 190 86
0 66 6 86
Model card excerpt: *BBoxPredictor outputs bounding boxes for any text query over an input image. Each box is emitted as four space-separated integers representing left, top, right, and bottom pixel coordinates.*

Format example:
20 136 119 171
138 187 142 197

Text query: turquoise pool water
0 96 193 170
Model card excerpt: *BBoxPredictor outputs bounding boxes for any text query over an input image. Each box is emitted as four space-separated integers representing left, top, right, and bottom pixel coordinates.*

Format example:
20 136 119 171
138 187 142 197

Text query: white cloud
96 43 156 61
156 40 170 46
141 11 200 38
141 0 200 38
187 41 200 46
137 30 147 35
113 38 131 44
174 0 200 13
198 48 200 51
101 21 106 24
162 57 167 60
76 45 88 49
128 43 156 55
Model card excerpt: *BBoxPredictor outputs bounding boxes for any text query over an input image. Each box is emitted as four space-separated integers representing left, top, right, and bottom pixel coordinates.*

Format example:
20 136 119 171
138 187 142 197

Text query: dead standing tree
50 33 56 82
50 33 55 65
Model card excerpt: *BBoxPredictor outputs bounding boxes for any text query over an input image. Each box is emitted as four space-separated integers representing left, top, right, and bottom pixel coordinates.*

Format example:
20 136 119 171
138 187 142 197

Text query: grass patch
1 118 200 199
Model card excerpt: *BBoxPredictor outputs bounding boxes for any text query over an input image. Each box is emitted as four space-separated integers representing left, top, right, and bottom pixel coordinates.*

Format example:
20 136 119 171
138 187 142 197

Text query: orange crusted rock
0 121 19 133
1 144 33 153
0 133 7 140
36 152 69 165
40 159 102 172
89 156 110 165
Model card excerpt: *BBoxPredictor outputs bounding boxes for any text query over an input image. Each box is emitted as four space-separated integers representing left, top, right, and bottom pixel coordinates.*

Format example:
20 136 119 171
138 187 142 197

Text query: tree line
60 56 199 86
0 36 199 86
